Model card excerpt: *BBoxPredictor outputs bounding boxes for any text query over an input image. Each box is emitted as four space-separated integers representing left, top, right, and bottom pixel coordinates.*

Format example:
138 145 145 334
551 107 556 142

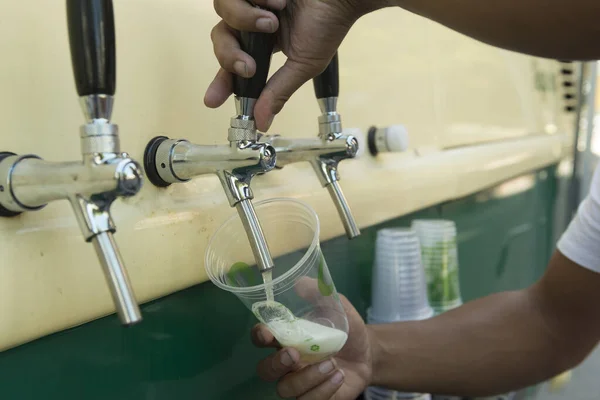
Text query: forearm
389 0 600 60
368 289 573 396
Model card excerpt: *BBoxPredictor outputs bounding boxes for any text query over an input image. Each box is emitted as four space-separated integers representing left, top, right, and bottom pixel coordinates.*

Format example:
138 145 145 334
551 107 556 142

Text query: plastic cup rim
204 197 320 295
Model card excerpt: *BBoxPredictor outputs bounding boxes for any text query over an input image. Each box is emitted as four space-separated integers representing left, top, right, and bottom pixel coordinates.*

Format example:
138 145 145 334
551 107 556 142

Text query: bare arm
395 0 600 60
369 250 600 396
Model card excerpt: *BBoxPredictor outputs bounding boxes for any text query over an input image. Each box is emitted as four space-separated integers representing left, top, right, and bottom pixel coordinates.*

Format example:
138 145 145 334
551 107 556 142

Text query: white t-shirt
557 165 600 273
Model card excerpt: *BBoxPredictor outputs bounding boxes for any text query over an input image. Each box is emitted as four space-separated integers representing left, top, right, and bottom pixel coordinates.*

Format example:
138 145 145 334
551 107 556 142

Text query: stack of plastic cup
368 228 434 323
365 228 434 400
411 220 463 314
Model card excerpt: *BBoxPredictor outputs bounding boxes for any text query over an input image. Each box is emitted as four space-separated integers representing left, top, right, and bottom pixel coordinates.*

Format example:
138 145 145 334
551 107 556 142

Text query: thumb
254 58 323 132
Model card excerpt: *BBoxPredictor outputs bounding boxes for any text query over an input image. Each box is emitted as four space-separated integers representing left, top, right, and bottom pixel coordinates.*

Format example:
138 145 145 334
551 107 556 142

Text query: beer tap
144 3 277 272
0 0 144 325
259 53 361 239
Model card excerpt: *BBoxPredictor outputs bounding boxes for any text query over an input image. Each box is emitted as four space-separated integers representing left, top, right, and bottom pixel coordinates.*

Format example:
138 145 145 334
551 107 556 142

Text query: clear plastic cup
205 198 349 364
365 386 432 400
411 220 462 310
369 228 434 322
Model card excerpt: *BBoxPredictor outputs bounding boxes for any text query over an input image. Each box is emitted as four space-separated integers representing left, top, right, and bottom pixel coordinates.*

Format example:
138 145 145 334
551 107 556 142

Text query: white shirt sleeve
557 164 600 273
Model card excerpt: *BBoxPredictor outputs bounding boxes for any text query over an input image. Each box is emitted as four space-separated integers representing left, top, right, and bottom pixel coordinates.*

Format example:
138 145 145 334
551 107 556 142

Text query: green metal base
0 167 559 400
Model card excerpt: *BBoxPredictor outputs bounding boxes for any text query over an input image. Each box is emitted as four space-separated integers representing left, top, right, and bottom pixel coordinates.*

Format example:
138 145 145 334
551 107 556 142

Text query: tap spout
92 231 142 325
236 199 274 272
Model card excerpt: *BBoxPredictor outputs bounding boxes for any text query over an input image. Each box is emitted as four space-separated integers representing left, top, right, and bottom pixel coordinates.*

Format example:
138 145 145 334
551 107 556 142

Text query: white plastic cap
383 125 409 152
367 124 410 156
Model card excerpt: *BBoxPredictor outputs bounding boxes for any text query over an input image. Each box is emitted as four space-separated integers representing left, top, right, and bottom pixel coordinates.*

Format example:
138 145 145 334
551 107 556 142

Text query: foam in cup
252 300 348 363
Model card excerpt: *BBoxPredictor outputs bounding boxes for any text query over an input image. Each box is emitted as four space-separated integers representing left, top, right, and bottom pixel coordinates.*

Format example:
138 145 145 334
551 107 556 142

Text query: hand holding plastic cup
205 198 349 364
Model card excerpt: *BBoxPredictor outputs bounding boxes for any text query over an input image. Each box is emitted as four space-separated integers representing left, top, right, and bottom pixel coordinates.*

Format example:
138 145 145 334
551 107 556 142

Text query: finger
251 323 280 348
211 21 257 78
254 59 323 131
213 0 283 33
204 68 233 108
297 369 345 400
276 358 339 398
256 347 301 382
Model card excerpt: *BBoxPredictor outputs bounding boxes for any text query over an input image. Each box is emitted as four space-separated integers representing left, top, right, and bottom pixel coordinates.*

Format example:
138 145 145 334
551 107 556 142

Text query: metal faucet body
144 97 277 272
259 95 361 239
0 94 144 325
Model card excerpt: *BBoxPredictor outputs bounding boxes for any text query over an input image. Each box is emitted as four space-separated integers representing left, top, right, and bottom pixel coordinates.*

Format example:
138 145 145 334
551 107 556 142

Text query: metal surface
152 138 275 205
1 154 141 214
260 132 360 239
234 96 256 118
317 97 337 114
80 122 120 154
92 231 142 325
228 97 258 141
327 181 360 239
0 129 144 326
146 134 277 271
317 97 342 137
79 94 115 123
264 135 353 167
236 199 274 272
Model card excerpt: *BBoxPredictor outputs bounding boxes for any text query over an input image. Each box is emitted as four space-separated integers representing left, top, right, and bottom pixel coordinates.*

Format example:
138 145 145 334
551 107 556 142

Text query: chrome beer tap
259 53 361 239
143 3 277 272
0 0 143 325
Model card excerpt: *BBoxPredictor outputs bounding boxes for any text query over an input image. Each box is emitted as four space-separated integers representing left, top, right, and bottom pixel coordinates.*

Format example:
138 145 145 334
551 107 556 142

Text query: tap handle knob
67 0 116 97
232 2 276 100
313 52 339 99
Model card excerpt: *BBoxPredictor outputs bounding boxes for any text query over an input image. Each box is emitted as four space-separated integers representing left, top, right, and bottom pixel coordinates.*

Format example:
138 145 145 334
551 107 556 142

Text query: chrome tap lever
0 0 144 326
312 52 360 238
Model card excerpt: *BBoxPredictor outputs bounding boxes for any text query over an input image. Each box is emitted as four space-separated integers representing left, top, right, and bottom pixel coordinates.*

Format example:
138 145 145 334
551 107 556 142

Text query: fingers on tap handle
232 2 277 100
66 0 116 96
313 52 340 99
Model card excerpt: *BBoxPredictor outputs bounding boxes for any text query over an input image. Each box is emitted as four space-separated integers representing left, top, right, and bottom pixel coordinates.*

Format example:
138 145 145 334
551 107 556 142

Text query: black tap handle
313 53 339 99
66 0 116 97
232 3 276 100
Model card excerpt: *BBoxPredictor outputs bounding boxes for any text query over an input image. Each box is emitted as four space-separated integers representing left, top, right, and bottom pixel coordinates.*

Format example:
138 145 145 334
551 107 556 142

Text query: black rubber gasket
0 152 22 217
143 136 171 188
367 126 379 156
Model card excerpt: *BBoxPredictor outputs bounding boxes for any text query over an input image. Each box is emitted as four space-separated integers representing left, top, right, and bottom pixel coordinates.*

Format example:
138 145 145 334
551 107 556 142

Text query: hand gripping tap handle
232 1 276 101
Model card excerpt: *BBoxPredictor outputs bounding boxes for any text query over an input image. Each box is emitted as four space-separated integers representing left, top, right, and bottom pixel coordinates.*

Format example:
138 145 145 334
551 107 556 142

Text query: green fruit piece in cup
310 344 320 352
317 255 334 296
226 261 253 287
